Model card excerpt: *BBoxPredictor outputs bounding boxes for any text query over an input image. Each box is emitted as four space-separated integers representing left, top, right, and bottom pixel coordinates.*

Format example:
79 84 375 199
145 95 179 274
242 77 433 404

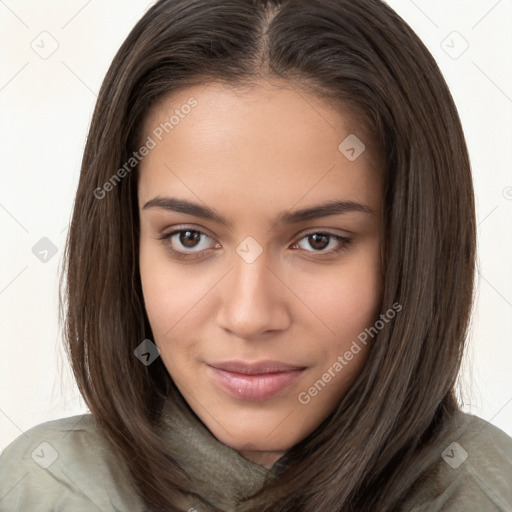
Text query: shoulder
401 410 512 511
0 414 146 512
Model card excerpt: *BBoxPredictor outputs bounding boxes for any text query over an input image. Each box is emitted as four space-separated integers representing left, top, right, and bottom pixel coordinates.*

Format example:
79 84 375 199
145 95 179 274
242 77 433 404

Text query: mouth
207 360 307 401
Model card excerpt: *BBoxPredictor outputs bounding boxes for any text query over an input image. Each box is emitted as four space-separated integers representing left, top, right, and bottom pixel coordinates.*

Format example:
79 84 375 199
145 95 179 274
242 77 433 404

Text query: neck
238 449 285 469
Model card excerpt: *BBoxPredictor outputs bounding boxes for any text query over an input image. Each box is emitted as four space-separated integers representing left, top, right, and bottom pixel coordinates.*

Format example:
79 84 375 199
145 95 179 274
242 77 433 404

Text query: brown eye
294 232 351 255
308 233 330 250
157 227 219 260
179 230 202 248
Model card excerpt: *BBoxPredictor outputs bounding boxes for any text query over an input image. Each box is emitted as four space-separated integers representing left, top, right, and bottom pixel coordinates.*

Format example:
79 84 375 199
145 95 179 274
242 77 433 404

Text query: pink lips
207 360 306 401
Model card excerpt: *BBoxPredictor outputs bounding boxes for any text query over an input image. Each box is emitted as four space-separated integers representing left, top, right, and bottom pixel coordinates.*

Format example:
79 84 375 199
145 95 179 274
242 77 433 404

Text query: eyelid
297 227 352 238
157 225 218 247
159 223 216 237
157 224 215 244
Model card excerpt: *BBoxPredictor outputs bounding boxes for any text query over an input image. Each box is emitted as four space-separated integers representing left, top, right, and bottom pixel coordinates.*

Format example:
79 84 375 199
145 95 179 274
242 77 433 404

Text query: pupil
180 230 200 248
309 233 328 250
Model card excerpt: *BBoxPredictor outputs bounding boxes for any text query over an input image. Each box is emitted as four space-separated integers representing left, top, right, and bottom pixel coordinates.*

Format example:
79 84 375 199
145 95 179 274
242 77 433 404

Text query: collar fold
157 394 281 511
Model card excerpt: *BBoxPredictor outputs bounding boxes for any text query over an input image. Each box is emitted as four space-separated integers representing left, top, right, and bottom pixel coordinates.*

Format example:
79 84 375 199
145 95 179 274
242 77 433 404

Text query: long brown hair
60 0 476 510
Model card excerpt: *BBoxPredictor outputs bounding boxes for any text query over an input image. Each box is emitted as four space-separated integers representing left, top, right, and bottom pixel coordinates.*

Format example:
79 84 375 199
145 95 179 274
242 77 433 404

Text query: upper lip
207 360 306 375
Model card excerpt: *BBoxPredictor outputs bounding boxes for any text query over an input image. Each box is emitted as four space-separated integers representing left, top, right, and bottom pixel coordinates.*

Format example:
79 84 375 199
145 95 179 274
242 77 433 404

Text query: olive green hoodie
1 397 511 511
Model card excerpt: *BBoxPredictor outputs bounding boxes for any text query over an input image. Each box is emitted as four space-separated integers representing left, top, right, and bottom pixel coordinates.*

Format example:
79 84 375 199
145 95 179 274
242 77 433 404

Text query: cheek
293 246 382 340
139 245 209 380
139 242 203 339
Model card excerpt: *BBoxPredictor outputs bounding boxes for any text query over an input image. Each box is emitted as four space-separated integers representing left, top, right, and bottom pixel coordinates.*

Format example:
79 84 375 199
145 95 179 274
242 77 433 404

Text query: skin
138 79 383 469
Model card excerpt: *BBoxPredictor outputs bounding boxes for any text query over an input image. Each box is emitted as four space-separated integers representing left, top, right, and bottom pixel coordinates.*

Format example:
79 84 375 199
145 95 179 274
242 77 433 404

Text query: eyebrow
142 196 374 229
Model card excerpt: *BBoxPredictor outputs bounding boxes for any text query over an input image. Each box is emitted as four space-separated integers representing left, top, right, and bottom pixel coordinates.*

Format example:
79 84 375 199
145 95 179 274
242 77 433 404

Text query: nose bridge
229 250 272 314
232 251 270 300
216 246 288 339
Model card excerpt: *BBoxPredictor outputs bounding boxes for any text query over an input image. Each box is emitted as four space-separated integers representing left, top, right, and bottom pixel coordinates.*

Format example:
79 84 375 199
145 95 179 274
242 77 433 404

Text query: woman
1 0 511 511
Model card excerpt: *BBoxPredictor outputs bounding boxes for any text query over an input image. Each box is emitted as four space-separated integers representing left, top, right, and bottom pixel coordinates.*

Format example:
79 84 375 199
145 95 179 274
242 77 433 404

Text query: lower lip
208 366 305 401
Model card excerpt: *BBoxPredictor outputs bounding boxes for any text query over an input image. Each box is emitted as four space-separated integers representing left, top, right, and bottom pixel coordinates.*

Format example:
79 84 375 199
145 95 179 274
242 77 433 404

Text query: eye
292 231 351 255
157 227 219 259
157 227 351 260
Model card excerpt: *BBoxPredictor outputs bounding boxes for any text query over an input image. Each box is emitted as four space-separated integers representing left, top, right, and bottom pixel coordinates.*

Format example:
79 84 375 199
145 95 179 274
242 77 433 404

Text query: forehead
137 80 382 217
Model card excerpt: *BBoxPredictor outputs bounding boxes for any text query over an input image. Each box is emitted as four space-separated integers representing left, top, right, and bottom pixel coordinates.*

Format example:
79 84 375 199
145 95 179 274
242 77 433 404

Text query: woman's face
138 80 383 468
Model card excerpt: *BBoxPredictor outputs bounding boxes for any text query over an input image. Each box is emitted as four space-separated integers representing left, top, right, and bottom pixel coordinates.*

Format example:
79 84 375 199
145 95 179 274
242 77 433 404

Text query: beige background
1 0 511 451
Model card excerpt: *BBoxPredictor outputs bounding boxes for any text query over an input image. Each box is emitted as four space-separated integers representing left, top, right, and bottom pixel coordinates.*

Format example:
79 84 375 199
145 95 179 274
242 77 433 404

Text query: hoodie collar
157 393 283 511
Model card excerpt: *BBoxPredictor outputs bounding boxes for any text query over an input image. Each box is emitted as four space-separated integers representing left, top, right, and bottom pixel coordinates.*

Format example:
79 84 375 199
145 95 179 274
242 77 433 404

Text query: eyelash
156 226 352 260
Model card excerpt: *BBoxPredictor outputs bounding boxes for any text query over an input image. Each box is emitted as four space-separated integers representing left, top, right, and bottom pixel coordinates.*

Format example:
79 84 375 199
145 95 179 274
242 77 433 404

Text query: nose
216 250 291 341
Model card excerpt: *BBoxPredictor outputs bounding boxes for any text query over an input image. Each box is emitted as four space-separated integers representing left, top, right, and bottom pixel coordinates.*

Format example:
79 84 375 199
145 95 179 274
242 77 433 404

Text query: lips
207 360 306 401
208 360 305 375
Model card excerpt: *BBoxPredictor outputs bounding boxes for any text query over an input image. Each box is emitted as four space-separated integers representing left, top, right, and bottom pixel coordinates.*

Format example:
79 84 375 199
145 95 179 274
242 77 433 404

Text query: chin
207 415 301 454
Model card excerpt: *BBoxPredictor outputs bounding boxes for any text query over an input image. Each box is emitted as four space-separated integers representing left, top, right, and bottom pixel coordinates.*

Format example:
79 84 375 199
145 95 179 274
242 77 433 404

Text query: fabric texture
1 398 511 511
